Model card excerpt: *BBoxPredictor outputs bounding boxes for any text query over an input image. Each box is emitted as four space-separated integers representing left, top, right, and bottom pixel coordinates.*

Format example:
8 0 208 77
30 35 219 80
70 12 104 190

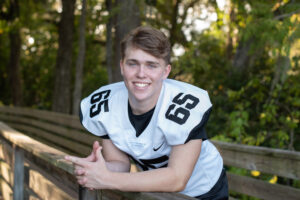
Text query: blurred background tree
1 0 300 198
0 0 299 151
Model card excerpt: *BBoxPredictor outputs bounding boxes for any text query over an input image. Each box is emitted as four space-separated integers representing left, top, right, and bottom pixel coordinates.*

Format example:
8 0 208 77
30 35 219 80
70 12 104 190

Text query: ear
120 60 124 76
163 64 171 79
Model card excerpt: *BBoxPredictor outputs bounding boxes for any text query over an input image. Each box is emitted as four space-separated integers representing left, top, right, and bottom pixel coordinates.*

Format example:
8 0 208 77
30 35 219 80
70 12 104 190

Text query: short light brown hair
121 26 171 65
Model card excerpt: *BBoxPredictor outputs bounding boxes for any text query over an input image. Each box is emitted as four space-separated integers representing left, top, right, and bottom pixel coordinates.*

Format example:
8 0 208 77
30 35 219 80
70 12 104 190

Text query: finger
93 141 100 150
65 156 87 167
74 168 86 176
83 141 101 162
95 146 105 162
65 155 78 162
76 175 86 181
74 165 83 171
83 153 94 162
92 141 101 160
78 177 87 186
64 155 73 161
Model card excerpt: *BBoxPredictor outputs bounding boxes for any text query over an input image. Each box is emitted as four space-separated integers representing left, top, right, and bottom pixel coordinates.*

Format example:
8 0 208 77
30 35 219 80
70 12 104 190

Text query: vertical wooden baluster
79 185 99 200
23 164 29 200
13 146 24 200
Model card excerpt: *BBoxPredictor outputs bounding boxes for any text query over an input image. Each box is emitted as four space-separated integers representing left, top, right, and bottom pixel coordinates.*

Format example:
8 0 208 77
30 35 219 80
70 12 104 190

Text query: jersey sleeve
79 88 111 137
158 85 212 146
184 107 211 143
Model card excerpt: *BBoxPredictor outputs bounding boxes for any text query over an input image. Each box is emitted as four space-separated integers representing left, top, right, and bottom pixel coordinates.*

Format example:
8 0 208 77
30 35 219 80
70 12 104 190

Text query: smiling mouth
134 82 150 89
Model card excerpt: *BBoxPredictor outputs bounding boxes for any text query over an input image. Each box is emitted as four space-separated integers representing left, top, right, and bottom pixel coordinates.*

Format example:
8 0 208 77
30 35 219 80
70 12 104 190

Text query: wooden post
23 165 30 200
13 146 24 200
79 185 101 200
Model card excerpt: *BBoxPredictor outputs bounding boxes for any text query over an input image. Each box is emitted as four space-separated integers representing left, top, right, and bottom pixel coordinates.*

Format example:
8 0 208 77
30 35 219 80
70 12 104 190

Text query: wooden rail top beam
213 140 300 160
0 121 73 174
212 140 300 180
0 106 84 131
0 121 196 200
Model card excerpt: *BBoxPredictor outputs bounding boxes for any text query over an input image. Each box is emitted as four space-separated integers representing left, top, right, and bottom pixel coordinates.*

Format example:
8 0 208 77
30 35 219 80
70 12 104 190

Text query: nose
137 65 146 78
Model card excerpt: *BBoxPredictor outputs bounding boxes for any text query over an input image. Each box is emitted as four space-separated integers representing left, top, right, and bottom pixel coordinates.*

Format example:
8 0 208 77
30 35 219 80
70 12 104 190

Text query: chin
129 87 150 99
133 94 150 102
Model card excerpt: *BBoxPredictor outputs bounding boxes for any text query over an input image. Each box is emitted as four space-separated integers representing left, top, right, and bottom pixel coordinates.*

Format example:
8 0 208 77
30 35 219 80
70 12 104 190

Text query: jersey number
90 90 111 118
165 93 199 125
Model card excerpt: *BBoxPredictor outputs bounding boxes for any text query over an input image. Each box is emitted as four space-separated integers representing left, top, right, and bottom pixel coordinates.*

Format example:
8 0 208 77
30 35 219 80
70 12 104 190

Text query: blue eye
147 64 157 69
127 62 137 67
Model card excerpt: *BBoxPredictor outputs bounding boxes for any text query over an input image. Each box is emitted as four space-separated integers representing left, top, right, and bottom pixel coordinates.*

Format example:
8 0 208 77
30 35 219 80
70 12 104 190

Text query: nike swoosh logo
153 142 164 151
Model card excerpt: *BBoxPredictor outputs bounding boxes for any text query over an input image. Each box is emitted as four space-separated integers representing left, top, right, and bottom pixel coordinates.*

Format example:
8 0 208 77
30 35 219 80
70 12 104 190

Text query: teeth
135 83 148 88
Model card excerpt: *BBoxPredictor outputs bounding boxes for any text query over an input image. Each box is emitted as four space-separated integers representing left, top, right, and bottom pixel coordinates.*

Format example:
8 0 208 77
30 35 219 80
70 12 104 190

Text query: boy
66 26 228 199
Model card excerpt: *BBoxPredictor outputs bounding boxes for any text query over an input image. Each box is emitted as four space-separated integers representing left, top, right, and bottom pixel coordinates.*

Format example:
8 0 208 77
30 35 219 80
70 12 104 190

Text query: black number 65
165 93 199 125
90 90 111 118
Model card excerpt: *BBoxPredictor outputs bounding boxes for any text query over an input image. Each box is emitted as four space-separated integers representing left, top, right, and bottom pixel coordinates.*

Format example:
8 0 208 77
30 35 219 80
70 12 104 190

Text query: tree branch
181 0 199 25
274 8 300 20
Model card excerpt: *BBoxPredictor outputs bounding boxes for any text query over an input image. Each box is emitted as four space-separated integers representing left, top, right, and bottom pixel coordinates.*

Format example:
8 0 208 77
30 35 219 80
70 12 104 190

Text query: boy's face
120 47 171 108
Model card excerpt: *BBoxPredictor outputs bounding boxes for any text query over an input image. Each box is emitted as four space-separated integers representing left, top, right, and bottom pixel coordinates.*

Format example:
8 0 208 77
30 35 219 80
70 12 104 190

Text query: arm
108 139 202 192
70 139 202 192
102 139 131 172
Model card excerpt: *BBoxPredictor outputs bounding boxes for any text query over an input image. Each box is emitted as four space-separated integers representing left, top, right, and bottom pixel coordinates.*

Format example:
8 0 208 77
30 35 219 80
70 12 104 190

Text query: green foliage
172 0 300 151
0 0 299 151
0 0 109 109
225 72 299 148
81 33 109 97
0 2 299 198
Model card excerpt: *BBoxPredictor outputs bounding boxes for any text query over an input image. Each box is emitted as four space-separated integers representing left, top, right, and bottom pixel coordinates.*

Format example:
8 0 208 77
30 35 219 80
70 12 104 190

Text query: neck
128 83 163 115
129 97 157 115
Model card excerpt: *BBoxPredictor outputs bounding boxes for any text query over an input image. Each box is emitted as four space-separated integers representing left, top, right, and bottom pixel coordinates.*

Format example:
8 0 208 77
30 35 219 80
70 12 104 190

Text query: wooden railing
0 122 195 200
0 106 299 200
212 141 300 199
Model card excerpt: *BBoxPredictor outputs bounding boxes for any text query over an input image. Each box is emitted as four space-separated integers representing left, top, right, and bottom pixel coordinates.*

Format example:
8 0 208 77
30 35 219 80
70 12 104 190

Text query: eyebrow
126 59 159 65
146 61 159 65
126 59 138 63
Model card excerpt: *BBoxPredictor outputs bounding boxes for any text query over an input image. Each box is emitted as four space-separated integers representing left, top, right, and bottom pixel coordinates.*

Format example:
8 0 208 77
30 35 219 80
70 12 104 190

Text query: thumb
93 141 100 151
95 146 105 163
85 141 100 162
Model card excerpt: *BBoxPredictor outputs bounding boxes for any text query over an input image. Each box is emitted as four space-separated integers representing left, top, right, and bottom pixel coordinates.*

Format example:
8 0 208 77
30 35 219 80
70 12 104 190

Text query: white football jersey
80 79 223 197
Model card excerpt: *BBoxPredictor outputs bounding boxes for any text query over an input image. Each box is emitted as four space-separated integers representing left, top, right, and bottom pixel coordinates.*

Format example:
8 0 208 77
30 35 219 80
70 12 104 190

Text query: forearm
97 140 201 192
104 167 185 192
106 160 130 172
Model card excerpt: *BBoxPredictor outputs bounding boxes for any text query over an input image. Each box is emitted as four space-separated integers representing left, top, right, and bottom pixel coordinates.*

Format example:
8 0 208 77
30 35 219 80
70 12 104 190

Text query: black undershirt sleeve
79 105 83 125
99 135 110 139
184 107 212 143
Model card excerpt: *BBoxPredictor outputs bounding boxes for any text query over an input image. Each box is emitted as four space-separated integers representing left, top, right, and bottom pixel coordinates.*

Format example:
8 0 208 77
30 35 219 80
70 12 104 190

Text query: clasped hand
65 141 110 190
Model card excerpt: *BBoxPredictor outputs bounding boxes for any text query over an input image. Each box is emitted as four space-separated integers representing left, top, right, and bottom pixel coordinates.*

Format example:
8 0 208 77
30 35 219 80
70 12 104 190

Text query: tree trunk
226 2 235 60
266 55 291 104
113 0 141 82
169 0 181 49
270 56 290 93
72 0 87 115
5 0 22 106
289 129 294 151
8 29 22 106
105 0 113 83
232 38 254 73
52 0 75 114
232 2 295 74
